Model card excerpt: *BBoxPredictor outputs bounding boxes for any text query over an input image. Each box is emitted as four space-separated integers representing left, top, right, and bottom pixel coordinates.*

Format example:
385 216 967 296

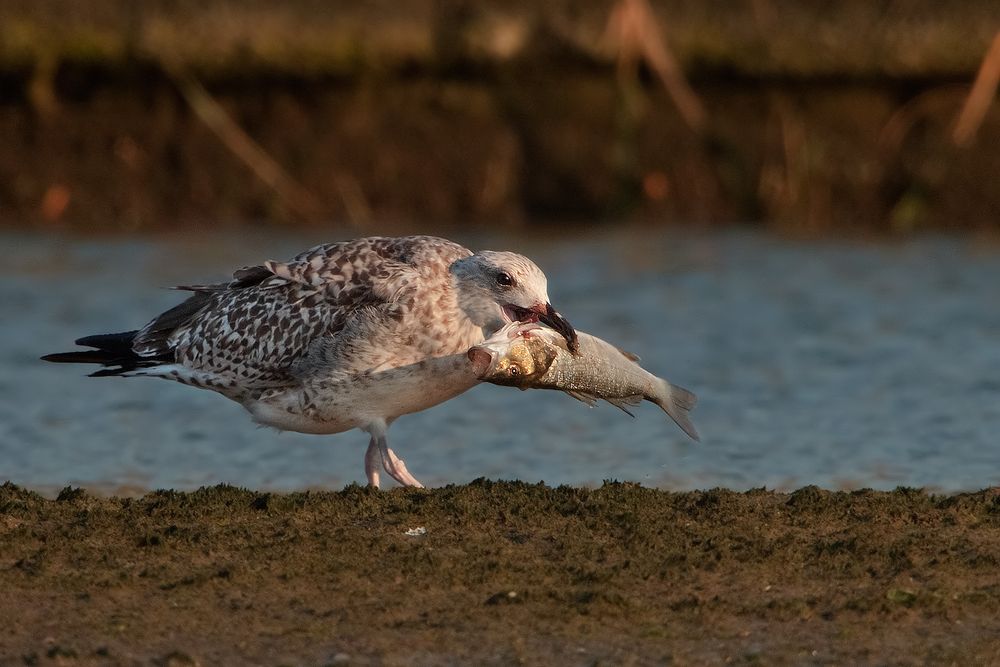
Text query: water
3 227 1000 494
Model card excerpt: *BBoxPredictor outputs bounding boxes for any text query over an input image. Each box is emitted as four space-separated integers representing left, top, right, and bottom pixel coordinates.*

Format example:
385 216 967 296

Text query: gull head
450 250 578 352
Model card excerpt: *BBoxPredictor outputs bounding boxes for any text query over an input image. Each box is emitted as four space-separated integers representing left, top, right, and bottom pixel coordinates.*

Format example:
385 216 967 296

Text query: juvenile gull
43 236 576 488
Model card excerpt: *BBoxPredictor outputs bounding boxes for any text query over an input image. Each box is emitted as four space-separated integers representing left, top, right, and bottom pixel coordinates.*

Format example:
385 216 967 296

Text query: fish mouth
501 303 578 354
467 347 494 376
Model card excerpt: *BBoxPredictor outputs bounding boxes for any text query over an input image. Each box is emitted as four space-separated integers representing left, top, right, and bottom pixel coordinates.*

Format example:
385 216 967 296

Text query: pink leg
364 438 381 488
376 436 424 488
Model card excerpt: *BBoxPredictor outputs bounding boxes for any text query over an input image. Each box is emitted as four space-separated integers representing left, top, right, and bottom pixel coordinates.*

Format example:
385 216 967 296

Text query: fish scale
471 323 701 441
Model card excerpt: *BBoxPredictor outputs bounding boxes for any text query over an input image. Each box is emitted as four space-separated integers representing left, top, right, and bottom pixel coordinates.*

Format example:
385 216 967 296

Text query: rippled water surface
4 228 1000 493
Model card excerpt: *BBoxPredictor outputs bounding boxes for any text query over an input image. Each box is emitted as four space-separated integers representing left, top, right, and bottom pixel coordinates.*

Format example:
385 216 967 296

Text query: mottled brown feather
132 236 477 392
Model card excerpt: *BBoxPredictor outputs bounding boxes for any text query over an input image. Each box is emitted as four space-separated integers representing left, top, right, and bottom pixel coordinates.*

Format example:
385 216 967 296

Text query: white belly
243 352 479 434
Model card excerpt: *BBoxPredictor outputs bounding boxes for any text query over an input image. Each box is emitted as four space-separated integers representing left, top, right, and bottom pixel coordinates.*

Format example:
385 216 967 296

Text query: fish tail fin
654 381 700 442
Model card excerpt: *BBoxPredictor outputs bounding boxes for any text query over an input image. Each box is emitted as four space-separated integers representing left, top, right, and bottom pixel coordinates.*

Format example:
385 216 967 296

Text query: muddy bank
3 481 1000 664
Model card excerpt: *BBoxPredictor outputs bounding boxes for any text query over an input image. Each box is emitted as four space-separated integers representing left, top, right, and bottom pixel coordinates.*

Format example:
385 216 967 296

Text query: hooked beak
536 303 578 354
501 302 579 354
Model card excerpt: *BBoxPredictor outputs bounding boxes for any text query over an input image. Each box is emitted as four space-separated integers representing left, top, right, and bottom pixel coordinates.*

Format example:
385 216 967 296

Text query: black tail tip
42 330 148 375
41 351 100 364
74 331 139 350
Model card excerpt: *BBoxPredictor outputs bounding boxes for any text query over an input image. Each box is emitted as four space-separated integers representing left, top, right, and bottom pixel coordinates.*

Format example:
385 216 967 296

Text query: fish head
451 251 578 353
468 328 559 385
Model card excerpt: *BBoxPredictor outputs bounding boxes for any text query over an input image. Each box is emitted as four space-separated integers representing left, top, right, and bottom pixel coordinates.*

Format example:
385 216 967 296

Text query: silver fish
468 323 699 440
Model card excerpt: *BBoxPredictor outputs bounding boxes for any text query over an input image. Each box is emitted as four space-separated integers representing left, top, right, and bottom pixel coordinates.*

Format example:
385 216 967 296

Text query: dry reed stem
953 30 1000 147
167 68 366 227
606 0 707 134
879 85 969 154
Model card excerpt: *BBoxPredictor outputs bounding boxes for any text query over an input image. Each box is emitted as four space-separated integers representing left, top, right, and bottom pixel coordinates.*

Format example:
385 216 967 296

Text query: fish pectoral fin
616 347 641 363
563 390 599 408
605 394 643 418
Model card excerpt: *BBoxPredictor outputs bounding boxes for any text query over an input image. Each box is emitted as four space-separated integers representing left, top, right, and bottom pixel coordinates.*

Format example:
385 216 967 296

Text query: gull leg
364 437 381 488
376 435 424 488
384 445 424 488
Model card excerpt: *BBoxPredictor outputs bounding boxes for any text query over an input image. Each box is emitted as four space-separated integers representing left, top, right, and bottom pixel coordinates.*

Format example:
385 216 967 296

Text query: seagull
42 235 577 489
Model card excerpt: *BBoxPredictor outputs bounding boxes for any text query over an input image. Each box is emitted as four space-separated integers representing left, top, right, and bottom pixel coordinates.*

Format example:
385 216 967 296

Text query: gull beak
536 303 578 354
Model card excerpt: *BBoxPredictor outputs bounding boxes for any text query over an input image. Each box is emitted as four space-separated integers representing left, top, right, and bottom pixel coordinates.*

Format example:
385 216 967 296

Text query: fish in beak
537 303 578 354
501 302 578 354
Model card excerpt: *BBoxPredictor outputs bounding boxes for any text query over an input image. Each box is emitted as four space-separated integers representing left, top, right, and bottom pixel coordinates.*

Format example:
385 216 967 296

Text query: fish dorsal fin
605 394 642 417
616 347 641 363
563 390 599 407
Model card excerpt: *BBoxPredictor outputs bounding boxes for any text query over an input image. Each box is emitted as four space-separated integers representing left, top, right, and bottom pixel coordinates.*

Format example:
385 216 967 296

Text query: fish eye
495 271 515 288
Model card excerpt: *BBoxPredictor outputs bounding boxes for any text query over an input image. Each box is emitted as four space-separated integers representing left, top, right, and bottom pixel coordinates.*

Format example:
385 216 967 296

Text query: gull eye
495 271 515 288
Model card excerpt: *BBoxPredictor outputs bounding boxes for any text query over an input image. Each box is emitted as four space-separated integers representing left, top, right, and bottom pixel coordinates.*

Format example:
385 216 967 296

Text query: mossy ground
3 481 1000 664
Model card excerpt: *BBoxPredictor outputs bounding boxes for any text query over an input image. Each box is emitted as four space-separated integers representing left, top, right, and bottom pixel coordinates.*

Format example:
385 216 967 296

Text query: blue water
3 227 1000 494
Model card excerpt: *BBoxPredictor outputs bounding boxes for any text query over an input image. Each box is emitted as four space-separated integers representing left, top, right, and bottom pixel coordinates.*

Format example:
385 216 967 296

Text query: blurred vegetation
1 1 999 231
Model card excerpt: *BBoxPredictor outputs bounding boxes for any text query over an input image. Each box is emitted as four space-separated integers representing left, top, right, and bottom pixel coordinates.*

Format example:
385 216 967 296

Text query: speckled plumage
45 235 566 488
135 236 480 399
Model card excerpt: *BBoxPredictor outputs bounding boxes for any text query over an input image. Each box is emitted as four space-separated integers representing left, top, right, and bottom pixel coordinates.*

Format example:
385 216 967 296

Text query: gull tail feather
41 330 171 377
653 380 700 441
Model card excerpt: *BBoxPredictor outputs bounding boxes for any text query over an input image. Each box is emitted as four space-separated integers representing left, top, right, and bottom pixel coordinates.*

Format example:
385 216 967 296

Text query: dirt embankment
3 481 1000 665
2 2 1000 232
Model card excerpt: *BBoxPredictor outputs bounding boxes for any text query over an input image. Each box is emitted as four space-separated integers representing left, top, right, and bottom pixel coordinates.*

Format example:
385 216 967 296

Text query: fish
468 322 700 440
